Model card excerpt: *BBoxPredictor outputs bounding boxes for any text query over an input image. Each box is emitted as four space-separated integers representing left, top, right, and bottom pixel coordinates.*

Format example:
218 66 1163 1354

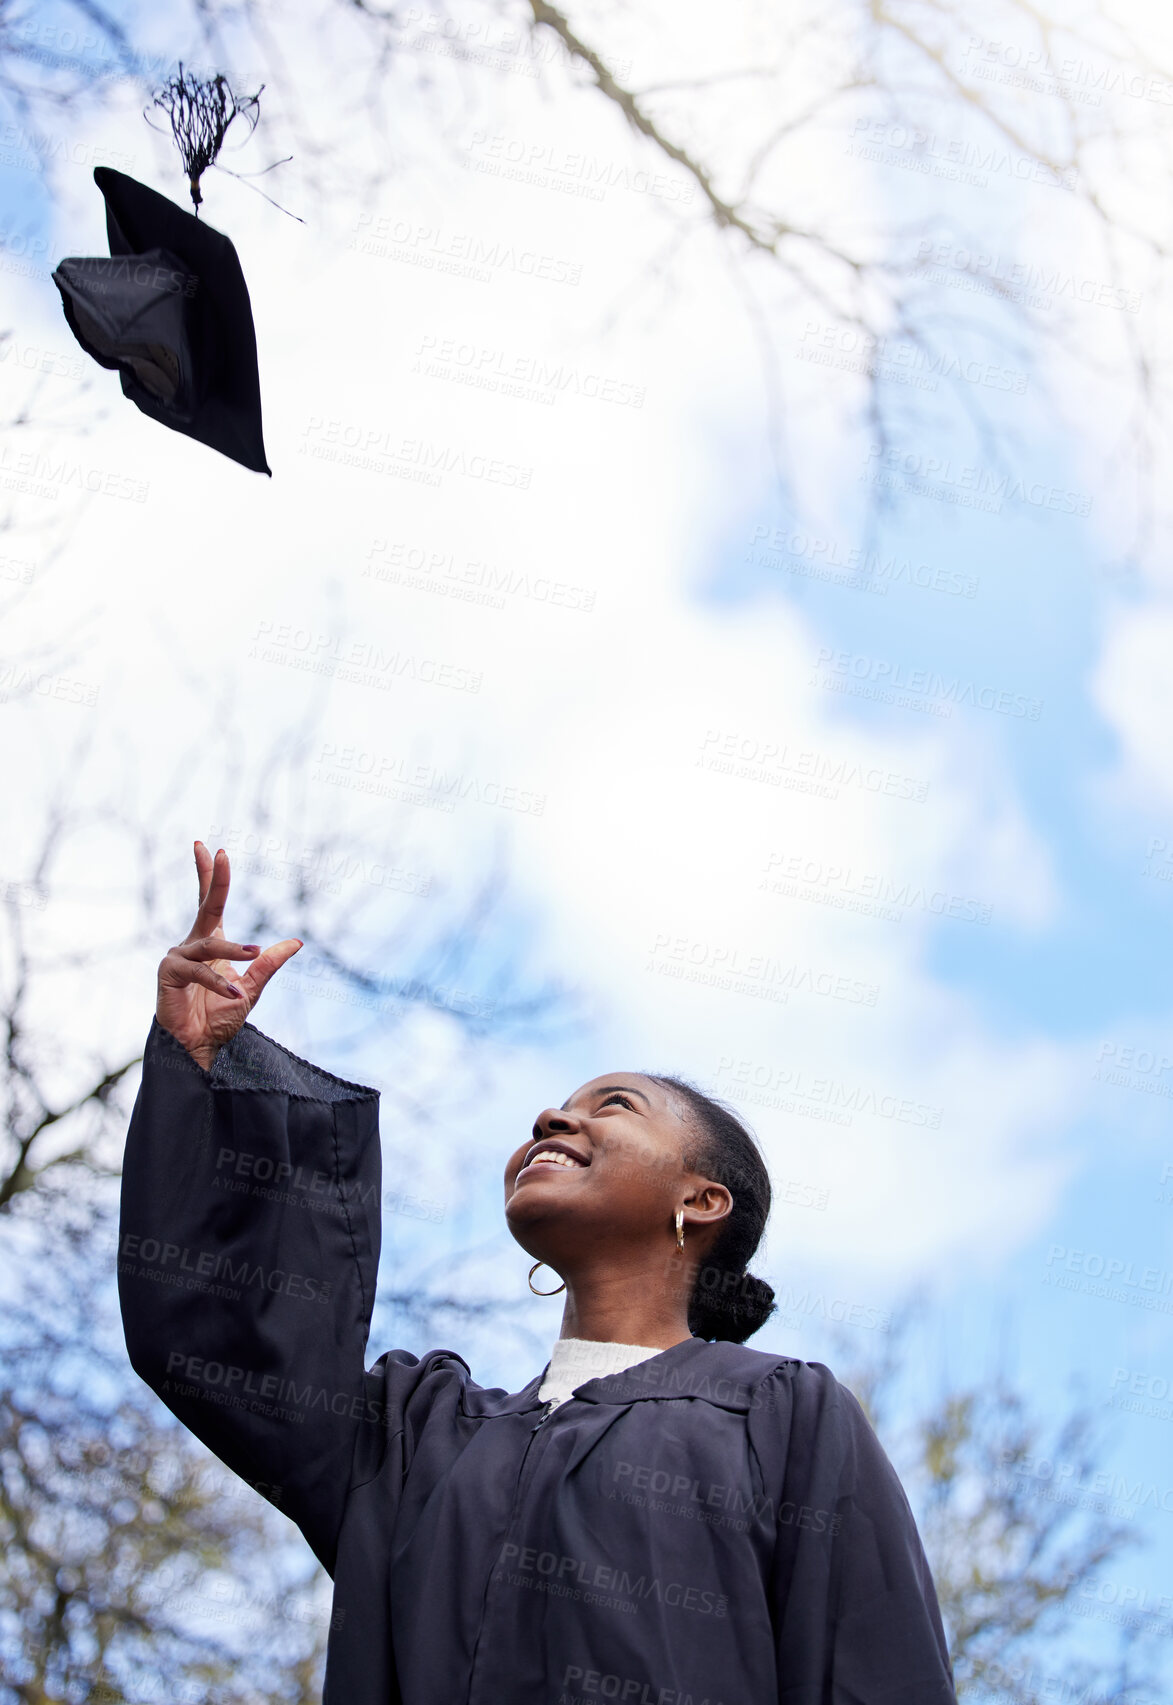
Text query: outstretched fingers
189 840 231 942
175 844 302 1005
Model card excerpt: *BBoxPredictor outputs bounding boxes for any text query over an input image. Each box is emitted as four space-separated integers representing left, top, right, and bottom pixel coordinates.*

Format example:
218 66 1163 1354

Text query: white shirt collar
538 1336 663 1410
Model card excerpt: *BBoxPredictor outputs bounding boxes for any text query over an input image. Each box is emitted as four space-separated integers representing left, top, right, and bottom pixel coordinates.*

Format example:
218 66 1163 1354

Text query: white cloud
1090 602 1173 810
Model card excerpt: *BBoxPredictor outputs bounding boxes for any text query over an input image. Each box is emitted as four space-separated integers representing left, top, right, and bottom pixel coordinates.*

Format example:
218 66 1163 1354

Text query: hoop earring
675 1207 685 1252
528 1261 566 1296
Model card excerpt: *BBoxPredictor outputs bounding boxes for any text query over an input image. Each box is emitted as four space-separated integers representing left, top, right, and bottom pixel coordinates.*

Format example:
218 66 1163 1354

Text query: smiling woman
119 842 958 1705
505 1073 777 1350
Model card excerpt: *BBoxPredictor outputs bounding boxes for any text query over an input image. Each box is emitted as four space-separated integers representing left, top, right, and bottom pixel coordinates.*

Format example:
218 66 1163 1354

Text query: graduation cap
51 70 273 475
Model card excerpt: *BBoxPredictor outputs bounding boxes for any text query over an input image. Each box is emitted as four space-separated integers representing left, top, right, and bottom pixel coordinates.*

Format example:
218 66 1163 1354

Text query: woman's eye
600 1093 634 1110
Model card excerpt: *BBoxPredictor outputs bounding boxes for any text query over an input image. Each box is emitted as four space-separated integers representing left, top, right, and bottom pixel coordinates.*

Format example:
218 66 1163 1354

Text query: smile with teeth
528 1151 585 1170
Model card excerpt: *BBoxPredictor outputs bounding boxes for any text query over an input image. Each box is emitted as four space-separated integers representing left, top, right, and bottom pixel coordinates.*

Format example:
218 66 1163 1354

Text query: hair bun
687 1266 776 1344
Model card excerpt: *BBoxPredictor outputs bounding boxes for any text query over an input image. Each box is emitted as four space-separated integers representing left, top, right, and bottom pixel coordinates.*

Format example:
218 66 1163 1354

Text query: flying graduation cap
52 68 273 475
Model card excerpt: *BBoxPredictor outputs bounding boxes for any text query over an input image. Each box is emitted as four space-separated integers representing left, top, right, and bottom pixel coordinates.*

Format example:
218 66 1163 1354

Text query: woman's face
503 1074 729 1269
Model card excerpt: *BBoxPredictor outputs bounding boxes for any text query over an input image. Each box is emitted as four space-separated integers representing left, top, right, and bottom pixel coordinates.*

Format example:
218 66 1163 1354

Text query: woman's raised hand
156 841 303 1070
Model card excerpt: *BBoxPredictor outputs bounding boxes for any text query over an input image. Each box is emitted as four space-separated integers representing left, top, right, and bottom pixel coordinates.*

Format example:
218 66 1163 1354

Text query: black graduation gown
118 1016 958 1705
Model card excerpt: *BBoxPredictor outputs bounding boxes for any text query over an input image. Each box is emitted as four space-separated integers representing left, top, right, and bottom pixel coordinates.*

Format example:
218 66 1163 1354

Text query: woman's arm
118 843 383 1575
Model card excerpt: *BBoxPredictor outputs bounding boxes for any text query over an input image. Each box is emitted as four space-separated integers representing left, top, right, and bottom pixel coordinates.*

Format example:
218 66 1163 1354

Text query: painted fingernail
243 945 260 953
228 986 245 998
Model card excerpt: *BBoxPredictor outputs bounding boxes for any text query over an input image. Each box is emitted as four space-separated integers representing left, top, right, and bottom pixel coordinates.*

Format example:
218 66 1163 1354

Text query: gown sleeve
750 1360 958 1705
118 1015 385 1575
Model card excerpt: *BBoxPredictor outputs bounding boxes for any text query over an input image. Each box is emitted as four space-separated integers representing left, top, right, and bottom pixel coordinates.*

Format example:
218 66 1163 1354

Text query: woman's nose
532 1108 581 1141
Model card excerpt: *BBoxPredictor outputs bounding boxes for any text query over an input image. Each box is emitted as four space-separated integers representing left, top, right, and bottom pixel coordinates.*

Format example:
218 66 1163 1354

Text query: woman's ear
683 1181 733 1230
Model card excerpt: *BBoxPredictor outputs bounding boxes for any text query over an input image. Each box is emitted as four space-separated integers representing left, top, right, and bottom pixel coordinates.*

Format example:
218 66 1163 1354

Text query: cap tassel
146 64 263 214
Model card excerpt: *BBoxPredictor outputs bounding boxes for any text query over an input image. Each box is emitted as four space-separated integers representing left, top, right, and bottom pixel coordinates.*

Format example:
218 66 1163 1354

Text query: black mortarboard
52 167 270 475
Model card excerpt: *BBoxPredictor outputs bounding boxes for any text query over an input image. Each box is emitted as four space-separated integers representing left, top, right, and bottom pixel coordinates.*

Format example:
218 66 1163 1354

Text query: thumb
242 938 303 1000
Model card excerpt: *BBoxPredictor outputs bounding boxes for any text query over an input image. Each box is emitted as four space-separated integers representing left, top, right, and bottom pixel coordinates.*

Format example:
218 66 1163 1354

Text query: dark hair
647 1075 775 1343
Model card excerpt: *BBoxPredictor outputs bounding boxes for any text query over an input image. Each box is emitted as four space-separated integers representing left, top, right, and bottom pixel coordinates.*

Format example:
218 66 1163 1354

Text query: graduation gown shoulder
119 1016 957 1705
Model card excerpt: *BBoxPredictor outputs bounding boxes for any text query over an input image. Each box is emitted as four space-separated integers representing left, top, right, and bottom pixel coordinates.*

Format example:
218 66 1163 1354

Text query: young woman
119 843 957 1705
